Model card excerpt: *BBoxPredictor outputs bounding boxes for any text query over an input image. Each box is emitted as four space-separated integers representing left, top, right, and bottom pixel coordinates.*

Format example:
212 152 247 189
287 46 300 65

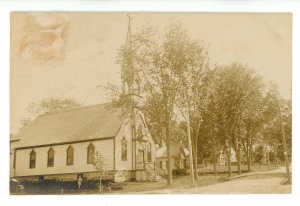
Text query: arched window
29 149 36 169
47 147 54 167
87 143 95 164
147 143 152 162
66 145 74 166
121 137 127 161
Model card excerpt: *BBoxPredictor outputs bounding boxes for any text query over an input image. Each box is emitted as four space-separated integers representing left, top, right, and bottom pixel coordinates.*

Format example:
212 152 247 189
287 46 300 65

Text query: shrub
172 168 187 176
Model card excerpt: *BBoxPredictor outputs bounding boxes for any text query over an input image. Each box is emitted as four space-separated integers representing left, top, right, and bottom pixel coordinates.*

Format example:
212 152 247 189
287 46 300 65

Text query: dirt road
136 167 291 194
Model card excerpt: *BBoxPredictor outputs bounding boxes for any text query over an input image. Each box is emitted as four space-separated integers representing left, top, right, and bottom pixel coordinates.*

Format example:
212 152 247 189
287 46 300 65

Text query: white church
10 15 163 183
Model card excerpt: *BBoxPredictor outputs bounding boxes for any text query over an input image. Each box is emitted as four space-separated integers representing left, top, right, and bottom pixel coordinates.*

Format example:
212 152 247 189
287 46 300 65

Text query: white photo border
0 0 299 206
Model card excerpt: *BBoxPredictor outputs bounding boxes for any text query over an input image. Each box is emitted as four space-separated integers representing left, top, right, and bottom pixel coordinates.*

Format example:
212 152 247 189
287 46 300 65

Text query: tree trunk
193 141 198 180
227 140 232 177
274 144 277 167
249 138 252 168
186 110 195 185
247 135 251 172
236 139 241 175
266 149 270 169
193 122 201 180
213 138 217 176
278 106 291 183
166 113 172 185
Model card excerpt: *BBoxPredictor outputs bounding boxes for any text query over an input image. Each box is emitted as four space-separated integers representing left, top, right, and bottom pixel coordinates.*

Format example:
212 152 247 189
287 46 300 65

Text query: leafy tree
176 62 212 180
261 84 292 164
108 23 210 185
20 97 83 127
204 63 265 175
92 150 109 193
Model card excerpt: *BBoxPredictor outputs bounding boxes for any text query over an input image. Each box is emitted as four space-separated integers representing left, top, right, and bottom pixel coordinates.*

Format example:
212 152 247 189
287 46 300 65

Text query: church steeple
121 13 135 95
121 13 142 112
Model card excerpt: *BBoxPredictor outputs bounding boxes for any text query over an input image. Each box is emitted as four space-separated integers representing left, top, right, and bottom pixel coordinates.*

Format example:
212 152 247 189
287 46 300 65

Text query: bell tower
121 14 141 173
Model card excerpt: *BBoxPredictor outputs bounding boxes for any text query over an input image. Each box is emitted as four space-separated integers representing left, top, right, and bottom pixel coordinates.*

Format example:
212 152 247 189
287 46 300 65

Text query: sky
10 12 292 133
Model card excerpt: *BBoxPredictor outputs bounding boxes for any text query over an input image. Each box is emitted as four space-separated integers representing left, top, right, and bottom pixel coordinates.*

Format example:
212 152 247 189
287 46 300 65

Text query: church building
11 103 158 182
10 15 162 183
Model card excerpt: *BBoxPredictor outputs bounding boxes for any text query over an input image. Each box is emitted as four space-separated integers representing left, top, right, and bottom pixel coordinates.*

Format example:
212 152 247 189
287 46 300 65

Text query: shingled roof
156 145 188 159
15 103 122 148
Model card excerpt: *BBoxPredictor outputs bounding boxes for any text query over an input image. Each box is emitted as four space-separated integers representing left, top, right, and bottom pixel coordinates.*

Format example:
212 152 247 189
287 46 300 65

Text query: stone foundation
16 170 137 182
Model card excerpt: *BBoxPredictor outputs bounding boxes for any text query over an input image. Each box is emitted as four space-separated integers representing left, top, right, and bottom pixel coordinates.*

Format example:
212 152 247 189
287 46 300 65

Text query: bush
172 169 187 176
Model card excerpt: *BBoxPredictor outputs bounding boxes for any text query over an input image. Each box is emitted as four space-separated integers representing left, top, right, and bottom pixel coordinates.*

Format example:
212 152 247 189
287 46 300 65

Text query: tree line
107 23 291 184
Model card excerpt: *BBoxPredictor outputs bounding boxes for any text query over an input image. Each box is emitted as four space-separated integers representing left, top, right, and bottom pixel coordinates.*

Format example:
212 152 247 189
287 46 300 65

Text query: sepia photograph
9 12 292 195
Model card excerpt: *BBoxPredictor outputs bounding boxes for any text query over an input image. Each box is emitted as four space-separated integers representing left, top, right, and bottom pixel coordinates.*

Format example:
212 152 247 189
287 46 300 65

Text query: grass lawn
15 164 282 194
112 174 228 194
197 164 279 175
112 164 282 194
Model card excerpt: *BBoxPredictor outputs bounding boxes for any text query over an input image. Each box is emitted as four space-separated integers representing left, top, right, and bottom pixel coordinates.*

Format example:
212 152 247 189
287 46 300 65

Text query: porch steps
144 164 167 183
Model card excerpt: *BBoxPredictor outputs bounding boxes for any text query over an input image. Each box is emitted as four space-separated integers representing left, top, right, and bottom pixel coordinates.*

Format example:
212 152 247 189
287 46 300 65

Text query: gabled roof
156 145 188 159
10 134 20 142
15 103 122 148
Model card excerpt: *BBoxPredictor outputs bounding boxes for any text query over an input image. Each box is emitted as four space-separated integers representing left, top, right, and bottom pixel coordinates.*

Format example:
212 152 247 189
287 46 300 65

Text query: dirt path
133 167 291 194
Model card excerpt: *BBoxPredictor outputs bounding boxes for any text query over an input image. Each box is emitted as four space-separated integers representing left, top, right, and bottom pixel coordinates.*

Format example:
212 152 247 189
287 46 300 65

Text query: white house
156 145 188 171
218 148 237 166
11 103 159 182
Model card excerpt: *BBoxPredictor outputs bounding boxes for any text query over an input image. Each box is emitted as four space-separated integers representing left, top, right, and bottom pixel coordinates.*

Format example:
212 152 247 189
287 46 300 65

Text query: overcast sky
10 12 292 133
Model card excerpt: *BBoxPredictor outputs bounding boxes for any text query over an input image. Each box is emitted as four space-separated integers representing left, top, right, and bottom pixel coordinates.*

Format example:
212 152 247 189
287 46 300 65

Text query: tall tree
262 84 292 168
209 63 264 176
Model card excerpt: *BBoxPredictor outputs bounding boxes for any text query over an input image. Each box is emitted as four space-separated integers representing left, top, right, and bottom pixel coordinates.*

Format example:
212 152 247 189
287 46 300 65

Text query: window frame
87 143 95 164
66 145 74 166
29 149 36 169
47 147 55 167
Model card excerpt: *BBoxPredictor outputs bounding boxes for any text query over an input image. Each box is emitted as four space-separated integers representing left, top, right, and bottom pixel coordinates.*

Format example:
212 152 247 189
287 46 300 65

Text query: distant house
156 145 189 171
218 148 237 166
11 103 158 182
